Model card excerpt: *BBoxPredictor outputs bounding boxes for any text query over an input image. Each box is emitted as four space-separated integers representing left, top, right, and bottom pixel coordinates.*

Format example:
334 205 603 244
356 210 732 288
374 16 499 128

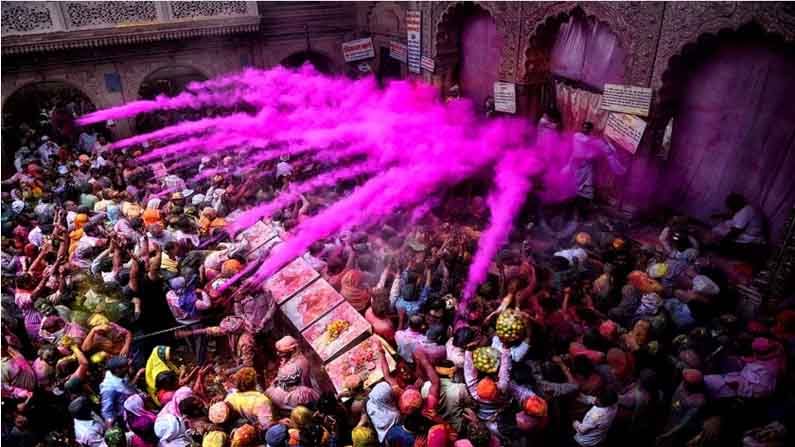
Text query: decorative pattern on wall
170 1 249 20
65 1 157 28
1 2 54 34
652 1 795 90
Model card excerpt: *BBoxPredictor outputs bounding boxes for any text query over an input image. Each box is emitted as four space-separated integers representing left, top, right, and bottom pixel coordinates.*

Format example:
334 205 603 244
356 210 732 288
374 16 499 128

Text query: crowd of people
2 93 794 447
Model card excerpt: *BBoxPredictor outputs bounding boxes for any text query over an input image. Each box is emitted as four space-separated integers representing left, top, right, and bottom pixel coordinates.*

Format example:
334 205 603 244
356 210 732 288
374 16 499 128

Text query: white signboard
406 10 421 74
493 81 516 114
421 56 435 73
604 112 648 154
601 83 653 117
342 38 375 62
389 41 407 63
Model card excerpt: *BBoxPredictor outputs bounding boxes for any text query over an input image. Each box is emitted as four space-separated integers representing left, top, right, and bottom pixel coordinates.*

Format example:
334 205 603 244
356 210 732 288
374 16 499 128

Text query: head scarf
366 382 399 442
692 275 720 295
159 386 192 417
231 424 257 447
636 293 662 316
221 259 242 277
351 426 378 447
427 424 450 447
143 208 161 226
104 426 126 447
290 406 313 428
399 388 423 414
599 320 618 339
606 348 633 380
340 269 370 312
682 368 703 385
74 213 89 228
524 395 548 416
145 346 177 404
203 431 228 447
106 204 121 224
124 394 156 419
208 401 230 424
265 423 289 447
275 336 298 353
11 200 25 214
476 377 498 401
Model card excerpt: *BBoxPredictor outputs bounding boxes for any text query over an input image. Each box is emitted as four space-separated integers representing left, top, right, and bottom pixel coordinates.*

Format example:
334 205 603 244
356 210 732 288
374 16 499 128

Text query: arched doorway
136 65 208 133
280 51 334 74
435 3 502 114
656 24 795 241
1 81 96 178
526 7 626 129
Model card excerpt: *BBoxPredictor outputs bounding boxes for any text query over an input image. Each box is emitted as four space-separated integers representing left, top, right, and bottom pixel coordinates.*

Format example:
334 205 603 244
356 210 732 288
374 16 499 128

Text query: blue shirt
99 371 136 423
384 424 416 447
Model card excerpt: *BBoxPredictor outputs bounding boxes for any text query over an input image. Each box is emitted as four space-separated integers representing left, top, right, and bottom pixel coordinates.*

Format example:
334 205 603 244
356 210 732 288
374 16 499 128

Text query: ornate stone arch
2 79 99 113
651 2 795 91
432 1 501 55
136 64 210 98
519 2 662 86
368 1 406 37
656 21 794 119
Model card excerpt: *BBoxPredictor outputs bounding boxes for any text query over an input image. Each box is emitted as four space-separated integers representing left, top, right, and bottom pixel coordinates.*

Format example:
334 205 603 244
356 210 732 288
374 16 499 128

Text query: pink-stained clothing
265 354 320 410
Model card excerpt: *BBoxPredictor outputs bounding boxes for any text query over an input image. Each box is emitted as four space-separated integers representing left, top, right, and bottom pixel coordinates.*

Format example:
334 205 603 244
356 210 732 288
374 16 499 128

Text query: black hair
68 396 92 420
597 389 618 407
178 396 206 418
408 315 425 332
299 423 325 447
403 412 426 432
453 327 475 348
725 193 746 212
571 355 594 376
511 362 536 386
155 370 178 391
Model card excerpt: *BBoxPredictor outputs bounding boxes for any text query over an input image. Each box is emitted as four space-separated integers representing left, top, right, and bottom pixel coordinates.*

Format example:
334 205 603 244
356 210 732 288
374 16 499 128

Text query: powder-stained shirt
574 404 617 446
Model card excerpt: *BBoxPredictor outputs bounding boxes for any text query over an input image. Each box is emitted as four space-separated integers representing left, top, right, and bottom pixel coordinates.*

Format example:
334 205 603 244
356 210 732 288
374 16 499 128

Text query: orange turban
476 377 498 401
523 395 548 417
142 208 161 226
222 259 242 276
74 213 89 227
231 424 257 447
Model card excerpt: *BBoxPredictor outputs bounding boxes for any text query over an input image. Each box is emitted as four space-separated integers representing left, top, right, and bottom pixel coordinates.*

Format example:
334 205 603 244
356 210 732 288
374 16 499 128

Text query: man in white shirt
711 193 767 266
574 389 618 446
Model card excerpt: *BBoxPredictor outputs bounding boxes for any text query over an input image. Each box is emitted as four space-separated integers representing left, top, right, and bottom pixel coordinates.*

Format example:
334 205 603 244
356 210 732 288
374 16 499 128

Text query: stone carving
170 1 248 20
66 1 157 28
366 2 405 37
519 2 663 87
2 2 54 34
652 2 795 91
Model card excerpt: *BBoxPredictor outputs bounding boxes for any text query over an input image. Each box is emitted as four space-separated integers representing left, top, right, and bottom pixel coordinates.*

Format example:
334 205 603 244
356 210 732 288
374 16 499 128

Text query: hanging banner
421 56 435 73
604 112 647 154
493 81 516 114
406 10 422 74
601 83 653 117
342 38 375 62
389 41 407 63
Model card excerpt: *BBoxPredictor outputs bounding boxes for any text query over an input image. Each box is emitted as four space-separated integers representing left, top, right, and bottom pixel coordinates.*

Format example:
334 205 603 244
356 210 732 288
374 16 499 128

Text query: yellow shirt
161 252 179 273
224 391 273 426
